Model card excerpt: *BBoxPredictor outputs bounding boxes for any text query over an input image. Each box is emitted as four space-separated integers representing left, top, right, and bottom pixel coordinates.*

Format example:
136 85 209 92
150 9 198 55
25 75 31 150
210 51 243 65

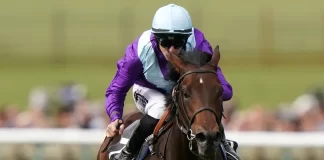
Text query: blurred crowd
0 82 109 129
1 82 323 132
223 88 324 132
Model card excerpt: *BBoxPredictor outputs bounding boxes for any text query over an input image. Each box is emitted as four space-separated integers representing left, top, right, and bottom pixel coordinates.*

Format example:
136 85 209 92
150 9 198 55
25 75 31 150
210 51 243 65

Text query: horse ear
209 45 220 67
164 51 186 73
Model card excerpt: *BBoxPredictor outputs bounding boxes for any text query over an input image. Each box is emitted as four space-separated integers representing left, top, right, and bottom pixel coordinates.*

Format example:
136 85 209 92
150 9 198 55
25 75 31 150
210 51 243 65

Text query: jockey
105 3 240 160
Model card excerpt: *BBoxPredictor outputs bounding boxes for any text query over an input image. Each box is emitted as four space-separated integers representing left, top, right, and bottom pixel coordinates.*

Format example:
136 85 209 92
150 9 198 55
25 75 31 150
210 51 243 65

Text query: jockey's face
155 34 188 60
160 44 182 57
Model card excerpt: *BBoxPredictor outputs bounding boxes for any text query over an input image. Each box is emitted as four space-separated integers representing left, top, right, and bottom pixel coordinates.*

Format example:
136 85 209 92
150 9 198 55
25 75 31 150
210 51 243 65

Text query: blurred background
0 0 324 160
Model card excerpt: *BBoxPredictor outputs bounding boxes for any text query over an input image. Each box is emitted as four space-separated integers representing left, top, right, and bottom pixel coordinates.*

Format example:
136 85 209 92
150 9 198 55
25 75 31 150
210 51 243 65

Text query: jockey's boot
117 114 159 160
220 125 241 160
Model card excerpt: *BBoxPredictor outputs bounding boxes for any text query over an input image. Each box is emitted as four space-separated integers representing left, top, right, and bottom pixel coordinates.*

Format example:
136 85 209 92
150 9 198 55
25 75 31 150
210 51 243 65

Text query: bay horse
98 45 226 160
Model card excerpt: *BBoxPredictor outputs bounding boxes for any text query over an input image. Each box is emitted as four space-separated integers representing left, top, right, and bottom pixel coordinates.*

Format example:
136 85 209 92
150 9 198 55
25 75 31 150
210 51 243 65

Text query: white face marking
199 78 203 84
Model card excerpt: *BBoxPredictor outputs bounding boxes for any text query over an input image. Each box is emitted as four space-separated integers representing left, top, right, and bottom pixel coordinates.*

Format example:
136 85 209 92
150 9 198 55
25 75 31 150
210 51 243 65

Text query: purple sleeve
193 28 233 101
105 38 143 122
215 66 233 101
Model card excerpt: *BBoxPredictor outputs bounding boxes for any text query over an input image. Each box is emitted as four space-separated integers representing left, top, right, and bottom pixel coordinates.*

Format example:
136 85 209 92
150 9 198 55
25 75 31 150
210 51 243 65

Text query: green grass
1 63 323 111
1 0 324 110
0 0 324 58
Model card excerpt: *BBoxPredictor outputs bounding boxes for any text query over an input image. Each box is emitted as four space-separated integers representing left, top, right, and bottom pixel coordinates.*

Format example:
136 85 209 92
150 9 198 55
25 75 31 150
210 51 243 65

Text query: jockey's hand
106 119 125 138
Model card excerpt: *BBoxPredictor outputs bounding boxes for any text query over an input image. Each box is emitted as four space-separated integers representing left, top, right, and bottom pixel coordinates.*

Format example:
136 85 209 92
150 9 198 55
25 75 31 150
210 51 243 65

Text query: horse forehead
199 77 203 84
197 74 216 84
186 75 205 87
198 76 208 84
182 68 220 87
195 74 222 89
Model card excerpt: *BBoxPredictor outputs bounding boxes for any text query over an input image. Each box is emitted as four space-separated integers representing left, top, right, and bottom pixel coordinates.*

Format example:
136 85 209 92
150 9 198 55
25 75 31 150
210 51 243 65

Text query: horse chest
148 125 194 160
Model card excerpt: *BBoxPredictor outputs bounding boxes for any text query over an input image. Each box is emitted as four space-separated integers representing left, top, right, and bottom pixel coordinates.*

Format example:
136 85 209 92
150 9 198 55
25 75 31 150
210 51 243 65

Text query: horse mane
165 49 212 82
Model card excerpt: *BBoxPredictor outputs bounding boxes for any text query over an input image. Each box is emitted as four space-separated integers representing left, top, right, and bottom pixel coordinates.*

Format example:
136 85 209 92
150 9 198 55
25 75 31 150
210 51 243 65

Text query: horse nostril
213 132 222 142
195 132 207 143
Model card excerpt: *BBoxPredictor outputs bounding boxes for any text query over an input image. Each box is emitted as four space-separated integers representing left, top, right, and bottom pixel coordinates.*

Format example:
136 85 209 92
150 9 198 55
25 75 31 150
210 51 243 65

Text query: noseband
171 68 224 153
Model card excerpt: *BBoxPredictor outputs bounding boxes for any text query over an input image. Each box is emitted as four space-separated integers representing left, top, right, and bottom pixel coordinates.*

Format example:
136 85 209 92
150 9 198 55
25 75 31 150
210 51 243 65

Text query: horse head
166 45 224 158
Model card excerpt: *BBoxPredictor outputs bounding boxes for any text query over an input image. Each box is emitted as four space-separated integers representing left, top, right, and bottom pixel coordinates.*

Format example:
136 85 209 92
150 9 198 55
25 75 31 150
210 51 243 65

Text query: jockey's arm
105 40 143 123
194 29 233 101
214 66 233 101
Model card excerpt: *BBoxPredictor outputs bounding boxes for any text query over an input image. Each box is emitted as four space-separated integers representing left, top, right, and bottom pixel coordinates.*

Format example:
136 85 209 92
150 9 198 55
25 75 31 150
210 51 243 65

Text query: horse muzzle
194 131 222 158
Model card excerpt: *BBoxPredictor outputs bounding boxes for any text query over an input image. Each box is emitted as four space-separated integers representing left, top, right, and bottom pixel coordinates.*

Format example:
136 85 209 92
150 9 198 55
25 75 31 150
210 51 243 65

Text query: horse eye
182 89 190 98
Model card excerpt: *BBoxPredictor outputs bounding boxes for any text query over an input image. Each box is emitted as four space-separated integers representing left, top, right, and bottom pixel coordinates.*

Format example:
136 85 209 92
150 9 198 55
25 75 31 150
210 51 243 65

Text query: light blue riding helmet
152 4 193 36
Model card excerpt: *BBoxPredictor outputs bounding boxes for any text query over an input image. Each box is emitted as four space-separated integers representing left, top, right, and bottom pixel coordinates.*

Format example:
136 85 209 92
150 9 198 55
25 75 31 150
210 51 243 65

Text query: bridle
171 66 224 156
